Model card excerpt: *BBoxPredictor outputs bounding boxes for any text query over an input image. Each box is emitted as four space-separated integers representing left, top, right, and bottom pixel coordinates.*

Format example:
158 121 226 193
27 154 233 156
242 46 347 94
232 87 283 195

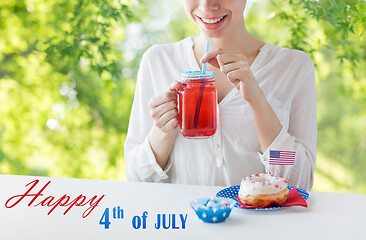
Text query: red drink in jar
178 71 217 138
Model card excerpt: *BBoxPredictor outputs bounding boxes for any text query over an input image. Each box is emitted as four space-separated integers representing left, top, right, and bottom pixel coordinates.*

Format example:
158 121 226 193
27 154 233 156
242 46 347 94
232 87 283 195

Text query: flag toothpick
269 150 296 166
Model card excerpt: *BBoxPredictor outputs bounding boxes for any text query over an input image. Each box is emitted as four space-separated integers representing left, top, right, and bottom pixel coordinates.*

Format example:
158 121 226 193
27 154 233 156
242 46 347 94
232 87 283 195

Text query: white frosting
238 173 288 197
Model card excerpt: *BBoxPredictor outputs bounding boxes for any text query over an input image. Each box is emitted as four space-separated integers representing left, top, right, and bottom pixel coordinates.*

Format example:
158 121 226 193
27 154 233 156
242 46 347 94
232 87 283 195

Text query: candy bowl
190 197 236 223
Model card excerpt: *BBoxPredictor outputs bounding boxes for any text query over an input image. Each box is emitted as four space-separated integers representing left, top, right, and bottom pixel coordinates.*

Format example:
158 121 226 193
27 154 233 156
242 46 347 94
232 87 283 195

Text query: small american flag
269 150 295 165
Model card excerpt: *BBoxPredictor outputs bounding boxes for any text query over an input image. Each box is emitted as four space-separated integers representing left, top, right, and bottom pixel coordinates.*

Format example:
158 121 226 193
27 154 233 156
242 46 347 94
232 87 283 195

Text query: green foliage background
1 0 365 193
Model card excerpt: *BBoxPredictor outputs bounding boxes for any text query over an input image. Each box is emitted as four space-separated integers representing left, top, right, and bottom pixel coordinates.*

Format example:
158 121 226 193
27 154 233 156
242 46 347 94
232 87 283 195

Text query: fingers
148 91 177 110
200 48 226 64
201 48 246 70
156 110 178 133
219 61 242 75
200 47 260 102
168 81 182 93
200 48 225 69
149 96 178 133
148 82 180 133
221 61 251 89
149 95 176 117
226 71 243 90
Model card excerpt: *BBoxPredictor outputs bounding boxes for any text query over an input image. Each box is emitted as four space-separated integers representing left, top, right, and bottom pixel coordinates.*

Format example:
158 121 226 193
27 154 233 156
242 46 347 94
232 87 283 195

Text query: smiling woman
124 0 317 190
0 0 364 193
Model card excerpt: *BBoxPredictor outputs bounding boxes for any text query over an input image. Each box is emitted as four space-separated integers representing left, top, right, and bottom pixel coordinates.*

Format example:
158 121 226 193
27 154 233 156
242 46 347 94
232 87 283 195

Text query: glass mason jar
178 71 217 138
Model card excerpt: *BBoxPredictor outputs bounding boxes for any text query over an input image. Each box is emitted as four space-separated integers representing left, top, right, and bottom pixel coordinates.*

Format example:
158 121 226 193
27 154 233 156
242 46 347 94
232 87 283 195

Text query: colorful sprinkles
241 173 288 191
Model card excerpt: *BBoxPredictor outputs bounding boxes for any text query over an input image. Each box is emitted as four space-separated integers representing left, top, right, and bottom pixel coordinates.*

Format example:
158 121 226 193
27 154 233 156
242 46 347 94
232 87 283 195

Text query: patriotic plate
216 185 309 211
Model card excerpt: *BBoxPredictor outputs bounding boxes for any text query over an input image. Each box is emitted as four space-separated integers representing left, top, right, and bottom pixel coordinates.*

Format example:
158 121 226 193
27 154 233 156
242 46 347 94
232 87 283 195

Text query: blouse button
216 144 220 149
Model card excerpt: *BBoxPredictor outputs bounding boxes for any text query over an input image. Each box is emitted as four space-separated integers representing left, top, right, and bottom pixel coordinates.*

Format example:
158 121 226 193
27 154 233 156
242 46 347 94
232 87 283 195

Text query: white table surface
0 174 365 240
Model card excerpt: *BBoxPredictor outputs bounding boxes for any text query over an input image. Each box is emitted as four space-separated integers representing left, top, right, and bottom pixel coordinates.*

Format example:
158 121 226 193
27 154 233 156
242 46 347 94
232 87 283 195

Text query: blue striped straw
202 39 210 73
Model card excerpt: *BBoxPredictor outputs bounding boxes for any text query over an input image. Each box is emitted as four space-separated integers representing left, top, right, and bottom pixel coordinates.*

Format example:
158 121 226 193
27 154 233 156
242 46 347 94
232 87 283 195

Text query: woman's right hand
148 81 182 133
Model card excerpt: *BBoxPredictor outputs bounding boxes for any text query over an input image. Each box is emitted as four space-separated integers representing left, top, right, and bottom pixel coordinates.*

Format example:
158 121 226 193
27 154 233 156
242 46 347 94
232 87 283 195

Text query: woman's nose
199 0 220 12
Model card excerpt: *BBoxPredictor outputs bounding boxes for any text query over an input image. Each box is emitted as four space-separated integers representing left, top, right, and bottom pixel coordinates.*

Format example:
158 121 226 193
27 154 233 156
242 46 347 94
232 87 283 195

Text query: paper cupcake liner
190 197 236 223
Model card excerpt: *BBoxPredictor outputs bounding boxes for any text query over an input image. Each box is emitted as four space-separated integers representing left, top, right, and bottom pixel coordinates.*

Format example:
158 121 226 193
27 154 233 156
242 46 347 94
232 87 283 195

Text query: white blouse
124 37 317 190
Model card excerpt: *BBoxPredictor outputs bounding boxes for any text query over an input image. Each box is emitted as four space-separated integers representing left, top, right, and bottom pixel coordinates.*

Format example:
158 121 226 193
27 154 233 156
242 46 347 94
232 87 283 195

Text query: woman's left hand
201 48 263 105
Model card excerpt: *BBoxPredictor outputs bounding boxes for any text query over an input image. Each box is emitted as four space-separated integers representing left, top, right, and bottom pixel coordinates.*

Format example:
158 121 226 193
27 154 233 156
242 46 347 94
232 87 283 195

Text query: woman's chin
194 15 230 39
200 29 227 39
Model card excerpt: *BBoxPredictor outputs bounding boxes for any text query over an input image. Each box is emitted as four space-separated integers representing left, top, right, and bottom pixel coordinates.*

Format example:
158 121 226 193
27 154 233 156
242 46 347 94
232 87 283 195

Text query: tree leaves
0 0 137 179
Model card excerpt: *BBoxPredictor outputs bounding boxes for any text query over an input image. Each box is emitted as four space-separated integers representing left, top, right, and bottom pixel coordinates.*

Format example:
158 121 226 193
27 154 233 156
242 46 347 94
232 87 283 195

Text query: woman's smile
195 15 228 30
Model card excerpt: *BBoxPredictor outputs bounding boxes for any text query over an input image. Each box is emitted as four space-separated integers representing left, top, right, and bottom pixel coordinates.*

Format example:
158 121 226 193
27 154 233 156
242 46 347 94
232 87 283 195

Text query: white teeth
200 16 224 24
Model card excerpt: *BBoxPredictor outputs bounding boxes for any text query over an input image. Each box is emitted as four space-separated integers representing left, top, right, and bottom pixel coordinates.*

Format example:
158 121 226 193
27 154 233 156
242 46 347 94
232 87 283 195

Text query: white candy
220 200 229 206
206 201 216 208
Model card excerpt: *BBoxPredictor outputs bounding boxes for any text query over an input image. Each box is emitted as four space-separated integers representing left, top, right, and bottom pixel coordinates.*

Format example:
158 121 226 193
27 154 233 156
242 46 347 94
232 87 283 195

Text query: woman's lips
196 15 227 30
